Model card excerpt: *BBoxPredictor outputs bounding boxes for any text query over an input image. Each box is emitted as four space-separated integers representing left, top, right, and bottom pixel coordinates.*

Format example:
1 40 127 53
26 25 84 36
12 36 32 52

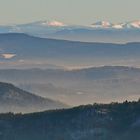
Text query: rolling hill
0 33 140 68
0 82 67 113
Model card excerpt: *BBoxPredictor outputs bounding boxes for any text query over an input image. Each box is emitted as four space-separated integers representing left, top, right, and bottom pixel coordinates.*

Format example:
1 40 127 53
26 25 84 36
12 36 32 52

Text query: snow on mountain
37 20 66 27
91 21 112 28
47 21 66 27
112 23 125 29
1 53 16 59
129 20 140 28
0 53 16 59
91 20 140 29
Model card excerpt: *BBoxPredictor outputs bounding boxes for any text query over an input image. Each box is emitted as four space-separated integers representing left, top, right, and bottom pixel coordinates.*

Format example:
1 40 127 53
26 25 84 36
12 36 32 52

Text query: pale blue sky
0 0 140 25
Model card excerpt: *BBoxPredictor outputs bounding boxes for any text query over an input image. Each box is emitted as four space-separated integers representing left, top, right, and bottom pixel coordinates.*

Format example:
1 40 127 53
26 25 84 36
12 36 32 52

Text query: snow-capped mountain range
91 20 140 29
4 20 140 31
1 20 140 43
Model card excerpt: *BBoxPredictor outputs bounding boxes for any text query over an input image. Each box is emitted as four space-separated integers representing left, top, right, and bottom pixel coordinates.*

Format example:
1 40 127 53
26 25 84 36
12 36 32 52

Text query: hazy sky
0 0 140 25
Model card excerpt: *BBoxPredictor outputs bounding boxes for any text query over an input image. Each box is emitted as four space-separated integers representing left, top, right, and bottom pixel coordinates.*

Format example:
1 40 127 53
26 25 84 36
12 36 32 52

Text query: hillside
0 82 67 113
0 33 140 68
0 100 140 140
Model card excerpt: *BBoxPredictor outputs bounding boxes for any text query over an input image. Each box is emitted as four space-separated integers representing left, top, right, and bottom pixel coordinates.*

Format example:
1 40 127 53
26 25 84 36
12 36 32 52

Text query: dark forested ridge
0 100 140 140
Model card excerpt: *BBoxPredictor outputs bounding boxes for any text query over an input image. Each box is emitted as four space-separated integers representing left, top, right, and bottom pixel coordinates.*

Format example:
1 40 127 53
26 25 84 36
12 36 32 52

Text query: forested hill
0 82 67 113
0 100 140 140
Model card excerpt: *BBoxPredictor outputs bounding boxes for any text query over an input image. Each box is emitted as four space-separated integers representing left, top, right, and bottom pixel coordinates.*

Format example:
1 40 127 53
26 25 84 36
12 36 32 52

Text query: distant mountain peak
41 20 66 27
92 21 112 28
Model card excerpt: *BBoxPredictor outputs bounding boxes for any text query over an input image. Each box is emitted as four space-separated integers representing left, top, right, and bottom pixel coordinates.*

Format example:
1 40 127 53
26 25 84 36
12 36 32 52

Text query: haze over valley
0 33 139 106
0 0 140 139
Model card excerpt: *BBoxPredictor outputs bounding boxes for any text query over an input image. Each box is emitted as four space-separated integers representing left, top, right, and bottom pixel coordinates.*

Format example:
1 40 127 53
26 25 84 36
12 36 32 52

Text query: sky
0 0 140 25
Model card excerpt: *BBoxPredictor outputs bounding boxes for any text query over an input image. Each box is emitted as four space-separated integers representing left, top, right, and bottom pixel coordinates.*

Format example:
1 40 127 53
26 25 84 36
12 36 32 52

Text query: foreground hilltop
0 100 140 140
